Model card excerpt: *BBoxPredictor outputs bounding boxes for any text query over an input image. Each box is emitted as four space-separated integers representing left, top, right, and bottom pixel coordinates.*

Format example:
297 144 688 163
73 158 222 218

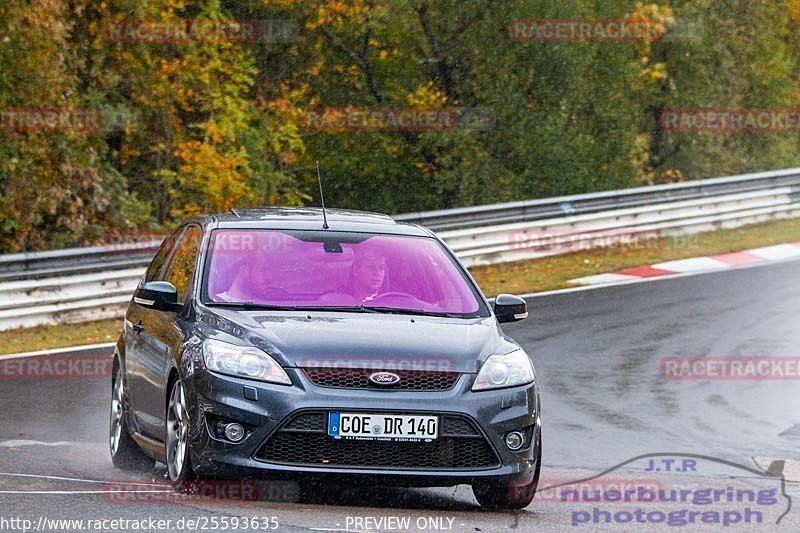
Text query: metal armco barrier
1 168 799 330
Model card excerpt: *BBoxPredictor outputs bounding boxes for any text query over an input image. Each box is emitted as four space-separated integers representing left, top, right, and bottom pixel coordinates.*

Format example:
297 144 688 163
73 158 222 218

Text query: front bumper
186 367 540 487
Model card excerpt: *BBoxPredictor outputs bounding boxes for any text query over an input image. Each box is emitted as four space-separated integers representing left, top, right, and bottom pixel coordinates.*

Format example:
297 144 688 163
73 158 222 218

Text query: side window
144 228 184 283
164 226 202 303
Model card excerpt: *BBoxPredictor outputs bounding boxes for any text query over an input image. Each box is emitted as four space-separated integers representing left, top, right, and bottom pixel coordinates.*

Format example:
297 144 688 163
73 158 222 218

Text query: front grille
302 368 460 391
442 416 479 436
255 411 499 470
283 412 325 432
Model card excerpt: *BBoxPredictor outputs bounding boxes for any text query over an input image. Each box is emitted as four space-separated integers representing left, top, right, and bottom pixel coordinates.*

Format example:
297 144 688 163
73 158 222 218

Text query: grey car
109 207 541 509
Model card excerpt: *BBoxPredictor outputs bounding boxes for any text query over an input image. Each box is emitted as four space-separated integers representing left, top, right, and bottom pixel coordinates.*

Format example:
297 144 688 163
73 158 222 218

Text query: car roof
202 207 432 237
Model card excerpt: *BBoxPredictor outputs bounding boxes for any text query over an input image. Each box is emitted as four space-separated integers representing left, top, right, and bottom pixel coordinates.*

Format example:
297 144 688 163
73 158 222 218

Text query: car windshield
203 230 483 316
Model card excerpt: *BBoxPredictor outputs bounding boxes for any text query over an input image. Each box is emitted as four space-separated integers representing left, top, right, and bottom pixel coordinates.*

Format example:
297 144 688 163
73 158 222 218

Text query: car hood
199 308 517 373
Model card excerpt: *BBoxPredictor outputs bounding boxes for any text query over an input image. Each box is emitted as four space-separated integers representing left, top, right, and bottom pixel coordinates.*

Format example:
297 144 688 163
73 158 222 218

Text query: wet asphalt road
0 259 799 532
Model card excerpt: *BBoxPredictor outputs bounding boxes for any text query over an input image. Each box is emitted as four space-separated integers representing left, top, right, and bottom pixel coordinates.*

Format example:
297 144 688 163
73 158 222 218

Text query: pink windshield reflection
205 230 480 314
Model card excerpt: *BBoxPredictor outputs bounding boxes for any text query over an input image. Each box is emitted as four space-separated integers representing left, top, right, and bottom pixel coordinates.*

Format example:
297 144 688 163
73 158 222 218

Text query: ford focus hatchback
109 207 541 509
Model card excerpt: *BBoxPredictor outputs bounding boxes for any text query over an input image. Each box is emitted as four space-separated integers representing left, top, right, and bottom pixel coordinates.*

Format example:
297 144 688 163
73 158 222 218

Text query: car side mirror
135 281 182 312
494 294 528 323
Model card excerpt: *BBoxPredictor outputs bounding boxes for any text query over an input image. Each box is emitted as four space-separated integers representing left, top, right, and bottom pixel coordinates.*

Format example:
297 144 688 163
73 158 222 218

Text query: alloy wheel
109 367 125 456
166 379 189 480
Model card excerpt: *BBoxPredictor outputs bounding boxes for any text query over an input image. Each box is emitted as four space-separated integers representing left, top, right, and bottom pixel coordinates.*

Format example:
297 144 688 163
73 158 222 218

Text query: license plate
328 413 438 442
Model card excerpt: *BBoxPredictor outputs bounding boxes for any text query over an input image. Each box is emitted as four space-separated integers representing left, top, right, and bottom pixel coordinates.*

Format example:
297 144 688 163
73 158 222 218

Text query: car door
125 227 185 438
137 225 202 440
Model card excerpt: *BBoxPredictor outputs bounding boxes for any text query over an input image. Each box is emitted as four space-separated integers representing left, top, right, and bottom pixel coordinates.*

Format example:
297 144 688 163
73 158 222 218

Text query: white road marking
747 243 800 261
0 440 78 447
520 251 800 298
569 273 639 285
0 472 110 484
0 490 171 494
0 342 115 361
652 256 729 273
0 471 168 488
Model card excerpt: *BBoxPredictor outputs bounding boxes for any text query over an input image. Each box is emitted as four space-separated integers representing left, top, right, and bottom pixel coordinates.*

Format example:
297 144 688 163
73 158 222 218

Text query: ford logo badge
369 372 401 386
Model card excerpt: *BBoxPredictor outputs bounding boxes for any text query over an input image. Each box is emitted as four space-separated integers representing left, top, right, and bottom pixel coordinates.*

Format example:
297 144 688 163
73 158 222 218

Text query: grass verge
470 217 800 297
1 217 799 355
0 318 120 356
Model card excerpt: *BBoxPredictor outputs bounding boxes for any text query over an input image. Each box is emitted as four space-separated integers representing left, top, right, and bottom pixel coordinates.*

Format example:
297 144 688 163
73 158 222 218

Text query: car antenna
230 208 240 218
316 160 329 229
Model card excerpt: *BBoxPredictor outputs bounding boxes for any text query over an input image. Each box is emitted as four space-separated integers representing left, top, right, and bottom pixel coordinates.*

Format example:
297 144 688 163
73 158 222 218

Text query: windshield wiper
206 302 468 318
291 305 455 316
205 302 382 313
290 305 382 314
361 306 464 318
205 301 299 311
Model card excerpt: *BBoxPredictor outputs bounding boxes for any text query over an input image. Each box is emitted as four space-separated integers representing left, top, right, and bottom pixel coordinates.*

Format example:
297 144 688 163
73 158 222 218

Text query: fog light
505 431 525 451
223 423 245 442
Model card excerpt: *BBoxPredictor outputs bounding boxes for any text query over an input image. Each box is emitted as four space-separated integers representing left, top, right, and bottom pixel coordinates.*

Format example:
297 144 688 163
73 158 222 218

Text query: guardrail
0 241 161 282
1 167 799 330
394 167 800 231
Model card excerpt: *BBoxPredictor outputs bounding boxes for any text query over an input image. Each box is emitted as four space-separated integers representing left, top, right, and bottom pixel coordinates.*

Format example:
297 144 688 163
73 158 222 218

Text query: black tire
109 363 153 470
472 431 542 510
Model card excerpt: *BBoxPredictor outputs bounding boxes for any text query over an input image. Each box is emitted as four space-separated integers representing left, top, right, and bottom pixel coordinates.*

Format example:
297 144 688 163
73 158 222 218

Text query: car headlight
472 349 534 391
203 339 291 385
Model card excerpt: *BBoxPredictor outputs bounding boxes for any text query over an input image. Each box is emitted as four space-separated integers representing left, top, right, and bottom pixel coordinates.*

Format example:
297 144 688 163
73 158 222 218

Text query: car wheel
472 431 542 510
109 364 153 470
166 377 194 483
